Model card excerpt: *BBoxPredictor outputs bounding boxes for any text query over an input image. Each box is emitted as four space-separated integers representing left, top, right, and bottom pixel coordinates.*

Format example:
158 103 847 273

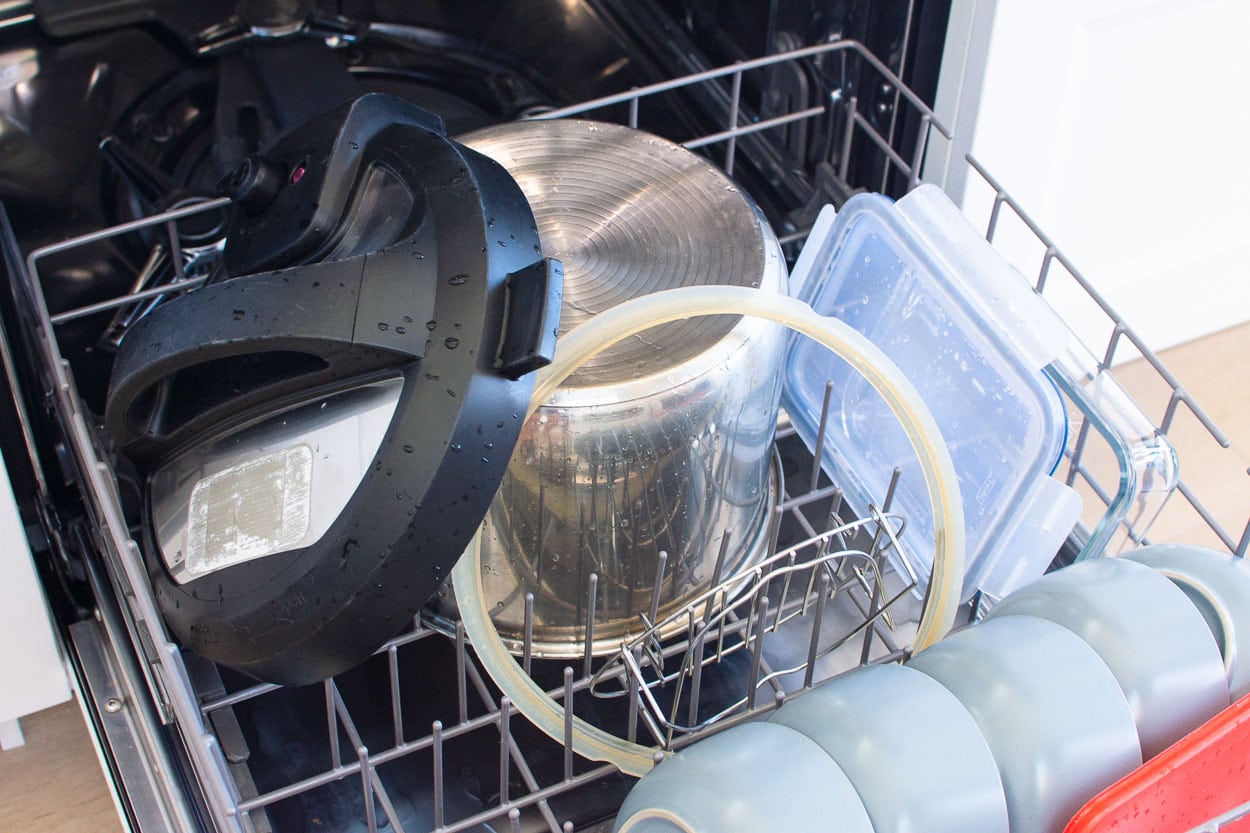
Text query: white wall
933 0 1250 359
0 451 69 748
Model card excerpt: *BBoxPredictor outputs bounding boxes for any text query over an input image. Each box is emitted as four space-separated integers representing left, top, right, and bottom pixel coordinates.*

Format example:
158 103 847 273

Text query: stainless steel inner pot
426 120 788 656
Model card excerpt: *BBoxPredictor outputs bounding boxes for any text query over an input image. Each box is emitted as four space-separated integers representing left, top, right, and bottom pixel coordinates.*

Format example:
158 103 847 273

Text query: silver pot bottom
422 457 781 658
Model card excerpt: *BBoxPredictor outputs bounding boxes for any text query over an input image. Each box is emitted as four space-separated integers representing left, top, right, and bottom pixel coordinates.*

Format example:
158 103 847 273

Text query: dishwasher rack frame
8 37 1247 833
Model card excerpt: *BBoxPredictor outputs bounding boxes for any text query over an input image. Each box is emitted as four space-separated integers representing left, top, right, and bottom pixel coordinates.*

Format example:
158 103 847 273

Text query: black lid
104 94 561 684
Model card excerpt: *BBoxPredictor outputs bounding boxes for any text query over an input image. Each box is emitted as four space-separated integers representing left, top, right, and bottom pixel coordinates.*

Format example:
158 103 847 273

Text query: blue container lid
783 185 1079 601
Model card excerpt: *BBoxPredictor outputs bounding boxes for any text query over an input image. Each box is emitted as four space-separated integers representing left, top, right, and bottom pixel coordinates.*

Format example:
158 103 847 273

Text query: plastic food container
784 184 1081 601
1063 694 1250 833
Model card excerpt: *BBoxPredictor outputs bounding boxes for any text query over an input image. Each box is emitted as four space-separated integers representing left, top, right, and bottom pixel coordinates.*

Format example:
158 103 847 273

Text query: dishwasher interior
1 3 1247 832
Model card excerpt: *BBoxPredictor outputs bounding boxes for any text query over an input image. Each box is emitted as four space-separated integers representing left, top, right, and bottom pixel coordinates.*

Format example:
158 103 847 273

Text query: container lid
783 184 1079 601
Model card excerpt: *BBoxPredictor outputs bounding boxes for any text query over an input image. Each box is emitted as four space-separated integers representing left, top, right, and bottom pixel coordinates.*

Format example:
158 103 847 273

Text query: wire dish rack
8 37 1249 833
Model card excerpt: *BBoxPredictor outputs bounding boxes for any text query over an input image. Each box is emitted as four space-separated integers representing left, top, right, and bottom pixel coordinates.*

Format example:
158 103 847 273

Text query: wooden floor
1 322 1247 833
0 700 123 833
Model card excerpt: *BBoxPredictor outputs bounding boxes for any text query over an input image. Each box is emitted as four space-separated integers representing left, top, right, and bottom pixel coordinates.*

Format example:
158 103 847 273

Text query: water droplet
444 337 460 349
348 141 359 149
448 273 469 286
483 441 494 449
497 239 507 247
424 372 440 381
233 309 245 320
450 443 462 452
377 322 389 331
396 326 407 334
403 444 414 453
412 250 425 259
426 320 437 331
446 389 457 397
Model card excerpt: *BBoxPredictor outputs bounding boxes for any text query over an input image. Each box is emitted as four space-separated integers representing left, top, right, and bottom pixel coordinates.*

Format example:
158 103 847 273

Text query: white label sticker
185 444 314 578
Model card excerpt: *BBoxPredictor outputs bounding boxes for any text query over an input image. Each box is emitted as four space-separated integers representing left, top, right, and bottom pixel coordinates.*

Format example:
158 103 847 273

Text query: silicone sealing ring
453 286 965 777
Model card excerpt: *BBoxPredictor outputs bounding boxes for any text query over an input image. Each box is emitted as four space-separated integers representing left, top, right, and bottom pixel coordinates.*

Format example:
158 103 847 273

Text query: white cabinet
931 0 1250 357
0 449 69 749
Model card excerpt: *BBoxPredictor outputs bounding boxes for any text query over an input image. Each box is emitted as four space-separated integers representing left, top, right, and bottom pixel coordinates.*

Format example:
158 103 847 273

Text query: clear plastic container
784 184 1082 602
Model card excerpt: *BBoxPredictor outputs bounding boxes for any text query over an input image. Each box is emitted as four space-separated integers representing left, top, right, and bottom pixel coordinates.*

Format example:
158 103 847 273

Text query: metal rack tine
359 744 378 833
859 551 895 664
804 571 832 689
626 646 642 744
714 585 729 661
827 487 847 554
388 645 404 748
772 551 798 632
457 655 566 833
687 621 709 727
456 621 469 725
431 720 445 829
523 593 535 675
368 771 408 833
861 467 903 635
499 697 512 805
325 681 341 768
882 467 901 513
562 668 575 781
811 380 835 492
838 95 858 181
747 596 770 709
648 551 669 625
636 611 666 674
165 218 186 281
507 808 522 833
724 69 743 176
583 573 599 678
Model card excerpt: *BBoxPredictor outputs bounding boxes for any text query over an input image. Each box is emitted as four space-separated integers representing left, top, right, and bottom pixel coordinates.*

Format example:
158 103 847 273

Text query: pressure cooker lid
103 94 562 685
460 120 767 387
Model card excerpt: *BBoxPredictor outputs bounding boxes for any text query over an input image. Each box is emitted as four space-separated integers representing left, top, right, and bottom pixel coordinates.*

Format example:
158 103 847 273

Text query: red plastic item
1065 694 1250 833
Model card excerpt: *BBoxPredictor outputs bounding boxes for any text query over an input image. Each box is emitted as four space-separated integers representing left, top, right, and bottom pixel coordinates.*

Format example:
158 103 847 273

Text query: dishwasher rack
9 38 1249 833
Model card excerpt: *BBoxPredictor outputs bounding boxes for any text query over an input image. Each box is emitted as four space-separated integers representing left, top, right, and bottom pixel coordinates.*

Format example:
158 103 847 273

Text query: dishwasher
0 2 1247 832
